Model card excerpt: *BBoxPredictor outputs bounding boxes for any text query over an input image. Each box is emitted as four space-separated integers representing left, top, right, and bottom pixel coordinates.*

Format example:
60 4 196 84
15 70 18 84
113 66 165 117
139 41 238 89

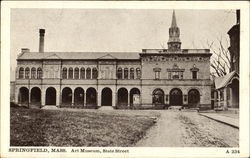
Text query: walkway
136 111 239 147
199 112 239 128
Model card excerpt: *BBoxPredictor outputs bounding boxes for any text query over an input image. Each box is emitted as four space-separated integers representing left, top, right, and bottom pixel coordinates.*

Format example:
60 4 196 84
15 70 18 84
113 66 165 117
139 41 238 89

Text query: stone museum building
14 11 212 109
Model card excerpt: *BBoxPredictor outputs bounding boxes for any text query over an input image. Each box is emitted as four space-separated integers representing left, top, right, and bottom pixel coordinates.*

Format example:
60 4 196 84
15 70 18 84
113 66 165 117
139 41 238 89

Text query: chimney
236 10 240 24
21 48 30 53
39 29 45 53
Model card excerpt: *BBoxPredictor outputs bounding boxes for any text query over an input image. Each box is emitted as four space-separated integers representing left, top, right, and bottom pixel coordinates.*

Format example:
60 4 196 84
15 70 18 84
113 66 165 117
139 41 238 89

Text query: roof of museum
214 71 239 90
17 49 212 60
17 52 141 60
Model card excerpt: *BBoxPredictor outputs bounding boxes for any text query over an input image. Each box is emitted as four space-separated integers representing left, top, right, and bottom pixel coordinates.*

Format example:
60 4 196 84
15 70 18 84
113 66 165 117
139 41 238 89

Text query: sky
10 9 236 80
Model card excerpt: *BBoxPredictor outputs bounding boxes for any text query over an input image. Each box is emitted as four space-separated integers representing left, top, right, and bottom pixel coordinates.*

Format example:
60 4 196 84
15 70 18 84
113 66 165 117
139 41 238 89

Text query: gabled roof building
213 10 240 110
15 11 212 109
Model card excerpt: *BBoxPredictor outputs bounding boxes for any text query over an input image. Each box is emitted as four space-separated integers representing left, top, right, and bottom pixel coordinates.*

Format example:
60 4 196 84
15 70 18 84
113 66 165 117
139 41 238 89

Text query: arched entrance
46 87 56 105
188 89 200 107
101 88 112 106
118 88 128 106
130 88 140 106
86 88 97 106
31 87 41 105
152 88 164 105
18 87 29 105
62 87 72 106
74 87 84 106
231 79 239 108
170 88 183 105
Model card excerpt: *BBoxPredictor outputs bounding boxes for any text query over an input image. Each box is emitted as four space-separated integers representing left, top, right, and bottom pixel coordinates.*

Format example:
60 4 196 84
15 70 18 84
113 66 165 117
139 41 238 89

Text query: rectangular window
180 72 183 79
155 71 160 80
172 72 179 79
168 72 172 79
192 71 197 79
117 69 122 79
136 68 141 79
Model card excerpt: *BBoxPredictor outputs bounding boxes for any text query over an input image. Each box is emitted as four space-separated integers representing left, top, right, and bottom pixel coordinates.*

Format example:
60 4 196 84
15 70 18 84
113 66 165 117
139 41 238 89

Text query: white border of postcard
1 1 250 158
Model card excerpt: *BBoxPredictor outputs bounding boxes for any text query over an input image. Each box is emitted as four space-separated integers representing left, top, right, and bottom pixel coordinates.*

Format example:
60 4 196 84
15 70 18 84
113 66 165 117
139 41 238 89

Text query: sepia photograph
1 1 249 158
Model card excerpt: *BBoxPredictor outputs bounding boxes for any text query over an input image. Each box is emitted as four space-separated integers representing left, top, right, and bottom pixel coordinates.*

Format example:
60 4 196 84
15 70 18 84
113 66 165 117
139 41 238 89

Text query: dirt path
136 111 185 147
136 111 239 147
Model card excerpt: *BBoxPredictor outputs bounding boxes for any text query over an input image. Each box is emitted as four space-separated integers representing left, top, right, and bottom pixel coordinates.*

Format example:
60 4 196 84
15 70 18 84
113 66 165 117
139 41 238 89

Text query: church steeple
168 10 181 52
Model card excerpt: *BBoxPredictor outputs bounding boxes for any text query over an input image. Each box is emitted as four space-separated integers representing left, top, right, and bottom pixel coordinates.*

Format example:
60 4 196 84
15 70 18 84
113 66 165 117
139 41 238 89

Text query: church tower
168 10 181 52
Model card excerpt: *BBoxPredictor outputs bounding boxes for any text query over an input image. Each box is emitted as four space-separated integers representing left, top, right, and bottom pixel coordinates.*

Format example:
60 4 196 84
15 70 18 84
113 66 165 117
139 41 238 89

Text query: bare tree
205 37 231 77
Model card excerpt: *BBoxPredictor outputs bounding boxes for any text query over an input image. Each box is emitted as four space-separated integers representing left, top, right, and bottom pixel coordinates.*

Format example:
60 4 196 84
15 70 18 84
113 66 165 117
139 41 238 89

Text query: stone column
98 91 101 107
56 90 60 107
115 91 118 106
29 90 31 107
128 92 130 107
59 93 62 108
72 92 74 107
112 91 116 107
41 89 45 106
183 94 187 105
84 92 86 106
165 94 169 105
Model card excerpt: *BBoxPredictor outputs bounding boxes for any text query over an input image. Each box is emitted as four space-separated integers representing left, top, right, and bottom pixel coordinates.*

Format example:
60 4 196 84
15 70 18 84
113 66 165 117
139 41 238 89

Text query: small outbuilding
214 71 239 110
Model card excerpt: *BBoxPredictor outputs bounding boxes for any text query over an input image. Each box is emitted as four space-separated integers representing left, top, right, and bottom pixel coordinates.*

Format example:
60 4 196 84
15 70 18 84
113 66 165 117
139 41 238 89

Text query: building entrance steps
98 106 114 110
168 106 182 110
199 113 239 129
42 105 58 109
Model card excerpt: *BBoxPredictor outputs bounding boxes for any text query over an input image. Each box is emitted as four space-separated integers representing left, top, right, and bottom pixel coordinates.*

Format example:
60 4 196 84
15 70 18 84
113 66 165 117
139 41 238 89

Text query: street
136 111 239 147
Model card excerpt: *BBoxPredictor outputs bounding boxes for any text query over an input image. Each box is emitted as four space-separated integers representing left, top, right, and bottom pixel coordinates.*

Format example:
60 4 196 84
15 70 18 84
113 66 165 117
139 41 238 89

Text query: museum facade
15 11 212 109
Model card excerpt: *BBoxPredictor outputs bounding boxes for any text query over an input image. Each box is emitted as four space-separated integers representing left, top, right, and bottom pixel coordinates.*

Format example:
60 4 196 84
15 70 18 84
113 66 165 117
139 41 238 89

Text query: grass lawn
10 107 159 146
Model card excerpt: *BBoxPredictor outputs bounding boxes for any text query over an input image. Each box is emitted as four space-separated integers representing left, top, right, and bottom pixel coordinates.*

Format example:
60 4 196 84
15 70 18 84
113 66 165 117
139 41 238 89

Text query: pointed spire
168 10 181 52
171 10 177 27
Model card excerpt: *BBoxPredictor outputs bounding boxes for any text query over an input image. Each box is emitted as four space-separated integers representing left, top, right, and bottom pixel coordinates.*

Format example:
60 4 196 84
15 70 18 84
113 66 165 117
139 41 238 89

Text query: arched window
130 68 134 79
152 89 164 104
117 67 122 79
92 68 98 79
37 67 42 79
136 68 141 79
74 68 79 79
188 89 200 107
86 68 91 79
124 68 128 79
25 67 30 79
31 67 36 79
68 67 73 79
19 67 24 79
80 67 85 79
62 68 67 79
